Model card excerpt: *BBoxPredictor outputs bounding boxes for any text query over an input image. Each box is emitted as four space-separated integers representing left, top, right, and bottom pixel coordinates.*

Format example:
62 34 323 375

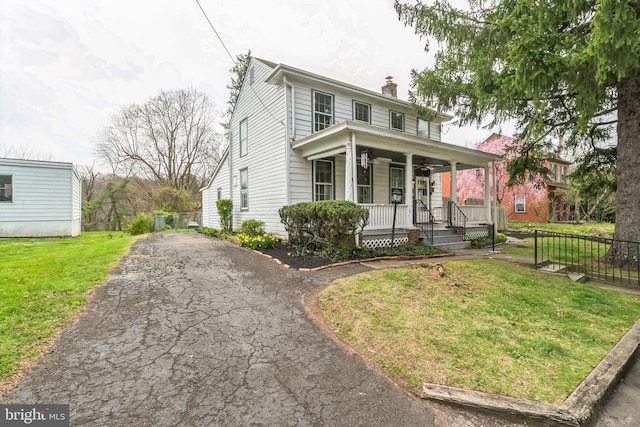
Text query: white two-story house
202 58 499 247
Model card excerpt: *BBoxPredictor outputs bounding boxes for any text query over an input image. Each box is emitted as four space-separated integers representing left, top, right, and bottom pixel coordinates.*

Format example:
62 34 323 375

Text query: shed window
0 175 12 202
217 187 222 200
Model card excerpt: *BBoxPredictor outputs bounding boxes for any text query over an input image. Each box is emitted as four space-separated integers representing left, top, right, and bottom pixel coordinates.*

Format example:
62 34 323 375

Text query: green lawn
508 220 614 237
0 232 136 387
319 259 640 404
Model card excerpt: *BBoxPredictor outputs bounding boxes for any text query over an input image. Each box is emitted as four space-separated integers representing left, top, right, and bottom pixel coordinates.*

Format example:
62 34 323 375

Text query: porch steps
421 225 470 250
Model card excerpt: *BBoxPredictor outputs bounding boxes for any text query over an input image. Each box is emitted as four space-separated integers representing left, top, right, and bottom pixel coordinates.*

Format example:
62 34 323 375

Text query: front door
415 176 430 209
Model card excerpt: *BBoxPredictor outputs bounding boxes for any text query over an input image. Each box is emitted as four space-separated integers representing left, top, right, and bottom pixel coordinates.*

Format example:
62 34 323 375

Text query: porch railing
459 205 489 223
448 201 468 239
534 230 640 287
361 204 410 230
414 199 434 245
431 206 448 223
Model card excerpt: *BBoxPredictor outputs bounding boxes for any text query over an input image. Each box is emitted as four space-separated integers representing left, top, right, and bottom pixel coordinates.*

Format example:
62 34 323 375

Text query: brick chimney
381 76 397 98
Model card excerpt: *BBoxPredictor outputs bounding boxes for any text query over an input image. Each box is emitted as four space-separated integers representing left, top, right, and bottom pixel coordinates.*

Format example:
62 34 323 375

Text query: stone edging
421 320 640 426
246 247 455 272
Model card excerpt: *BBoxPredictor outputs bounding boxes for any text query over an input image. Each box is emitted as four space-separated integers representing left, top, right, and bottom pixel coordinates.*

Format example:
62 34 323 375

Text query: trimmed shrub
216 199 233 233
127 214 153 235
470 232 508 247
240 219 265 237
279 200 369 251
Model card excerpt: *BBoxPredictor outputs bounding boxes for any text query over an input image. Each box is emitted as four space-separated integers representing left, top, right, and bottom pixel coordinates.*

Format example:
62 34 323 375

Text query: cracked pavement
3 233 530 426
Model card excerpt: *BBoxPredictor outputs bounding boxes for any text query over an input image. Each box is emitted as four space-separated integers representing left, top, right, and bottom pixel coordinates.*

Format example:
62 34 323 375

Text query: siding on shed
202 151 230 229
0 158 80 237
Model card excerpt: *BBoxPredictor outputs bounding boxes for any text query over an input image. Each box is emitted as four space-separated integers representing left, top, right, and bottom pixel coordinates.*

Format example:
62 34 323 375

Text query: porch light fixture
360 149 369 169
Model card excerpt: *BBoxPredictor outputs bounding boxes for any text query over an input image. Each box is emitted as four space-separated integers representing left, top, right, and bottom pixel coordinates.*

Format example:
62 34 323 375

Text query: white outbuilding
0 158 82 237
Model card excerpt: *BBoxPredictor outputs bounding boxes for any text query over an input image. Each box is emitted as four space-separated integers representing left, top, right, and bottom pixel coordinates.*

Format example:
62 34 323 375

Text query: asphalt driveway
3 233 527 426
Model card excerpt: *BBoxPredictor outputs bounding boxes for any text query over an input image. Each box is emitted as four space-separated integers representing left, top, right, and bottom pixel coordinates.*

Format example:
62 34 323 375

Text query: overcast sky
0 0 514 167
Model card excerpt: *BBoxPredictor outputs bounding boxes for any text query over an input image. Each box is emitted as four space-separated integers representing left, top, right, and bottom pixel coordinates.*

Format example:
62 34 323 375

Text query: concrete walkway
2 233 530 426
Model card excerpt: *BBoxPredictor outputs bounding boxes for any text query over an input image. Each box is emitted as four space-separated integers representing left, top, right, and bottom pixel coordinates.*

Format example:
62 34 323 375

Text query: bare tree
95 88 222 197
0 144 53 161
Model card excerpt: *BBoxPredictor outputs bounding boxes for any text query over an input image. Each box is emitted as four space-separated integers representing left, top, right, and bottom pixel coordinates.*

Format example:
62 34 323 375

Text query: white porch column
404 152 414 225
345 140 354 202
484 166 492 224
450 161 458 204
351 132 358 203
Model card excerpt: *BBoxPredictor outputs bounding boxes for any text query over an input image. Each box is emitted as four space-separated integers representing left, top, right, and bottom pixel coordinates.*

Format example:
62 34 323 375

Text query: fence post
534 230 538 267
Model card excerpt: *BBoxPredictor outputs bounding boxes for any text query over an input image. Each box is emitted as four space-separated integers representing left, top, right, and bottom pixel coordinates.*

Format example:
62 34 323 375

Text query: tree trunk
611 73 640 269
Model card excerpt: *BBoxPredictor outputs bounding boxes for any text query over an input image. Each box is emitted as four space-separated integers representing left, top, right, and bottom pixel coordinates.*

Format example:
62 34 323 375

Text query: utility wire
194 0 235 64
193 0 285 127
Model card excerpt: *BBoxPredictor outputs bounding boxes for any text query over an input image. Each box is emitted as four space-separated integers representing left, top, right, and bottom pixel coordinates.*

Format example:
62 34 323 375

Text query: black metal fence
534 230 640 287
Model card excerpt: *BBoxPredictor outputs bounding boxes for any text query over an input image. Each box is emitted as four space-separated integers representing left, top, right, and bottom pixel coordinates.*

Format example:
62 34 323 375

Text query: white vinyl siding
201 151 230 230
0 159 81 237
228 59 287 235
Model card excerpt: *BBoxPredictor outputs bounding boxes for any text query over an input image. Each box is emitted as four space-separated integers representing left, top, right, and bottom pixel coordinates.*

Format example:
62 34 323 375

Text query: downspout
283 76 292 205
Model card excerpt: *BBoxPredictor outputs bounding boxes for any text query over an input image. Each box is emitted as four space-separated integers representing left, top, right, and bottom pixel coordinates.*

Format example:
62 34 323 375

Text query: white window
0 175 12 202
239 118 248 157
217 187 222 200
240 168 248 210
417 118 430 138
313 160 334 201
514 194 526 213
390 166 404 203
353 101 371 123
390 111 405 131
357 165 372 204
313 91 333 132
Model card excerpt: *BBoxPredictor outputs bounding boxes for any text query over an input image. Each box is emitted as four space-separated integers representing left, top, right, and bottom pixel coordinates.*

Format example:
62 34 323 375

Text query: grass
319 259 640 404
508 220 614 238
0 232 137 385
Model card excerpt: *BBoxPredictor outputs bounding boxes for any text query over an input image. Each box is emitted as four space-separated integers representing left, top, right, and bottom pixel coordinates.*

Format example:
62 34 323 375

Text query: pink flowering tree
457 135 547 216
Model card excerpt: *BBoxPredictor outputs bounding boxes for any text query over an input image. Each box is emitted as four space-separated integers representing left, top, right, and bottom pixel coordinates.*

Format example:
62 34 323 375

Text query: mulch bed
253 245 337 270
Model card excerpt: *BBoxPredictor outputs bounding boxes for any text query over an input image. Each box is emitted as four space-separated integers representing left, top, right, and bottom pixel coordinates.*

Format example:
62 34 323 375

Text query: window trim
390 110 405 132
357 164 373 204
417 118 430 138
514 193 526 213
550 163 558 181
240 168 249 210
353 101 372 124
313 159 335 201
313 91 334 132
389 166 405 204
239 118 248 157
0 174 13 203
216 187 222 201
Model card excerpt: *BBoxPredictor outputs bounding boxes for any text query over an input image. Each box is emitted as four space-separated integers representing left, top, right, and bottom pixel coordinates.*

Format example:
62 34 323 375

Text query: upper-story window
560 165 567 183
314 91 333 132
353 101 371 123
390 111 405 131
550 163 558 181
239 118 248 157
417 118 430 138
0 175 12 202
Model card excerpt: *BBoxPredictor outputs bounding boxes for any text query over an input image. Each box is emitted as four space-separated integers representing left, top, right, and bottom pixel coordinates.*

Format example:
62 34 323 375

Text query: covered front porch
292 120 501 246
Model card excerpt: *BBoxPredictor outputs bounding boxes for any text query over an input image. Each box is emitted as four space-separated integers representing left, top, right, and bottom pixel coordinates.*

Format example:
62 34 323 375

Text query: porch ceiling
291 120 500 170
